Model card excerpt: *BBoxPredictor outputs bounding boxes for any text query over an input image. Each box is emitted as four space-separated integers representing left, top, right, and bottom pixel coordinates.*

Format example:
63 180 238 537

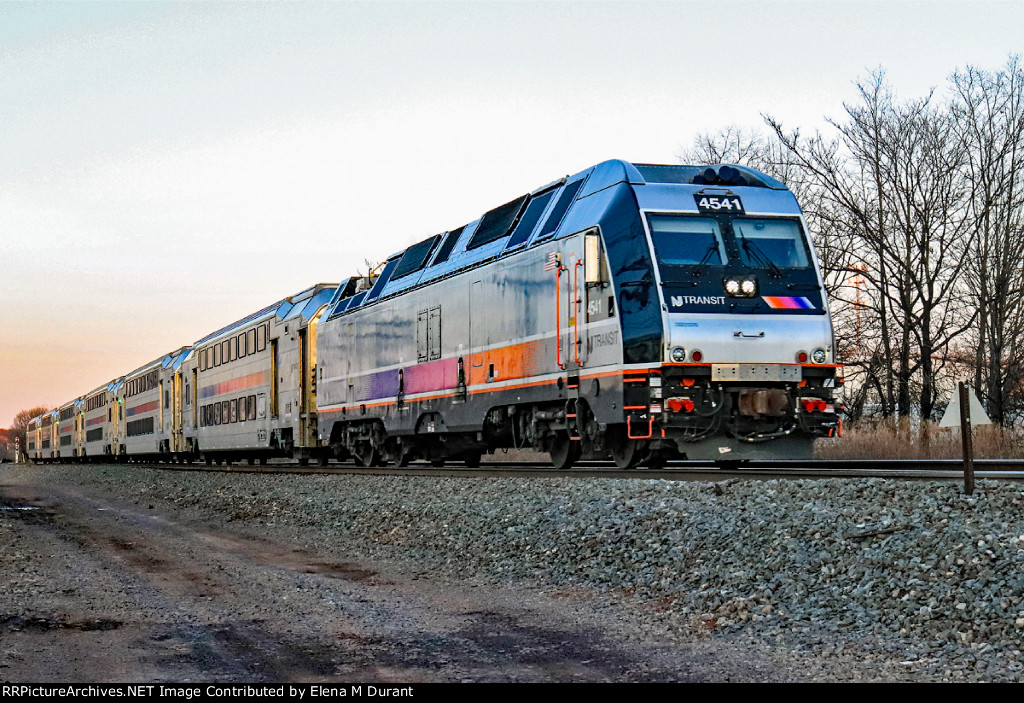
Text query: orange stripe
468 339 547 385
580 369 631 381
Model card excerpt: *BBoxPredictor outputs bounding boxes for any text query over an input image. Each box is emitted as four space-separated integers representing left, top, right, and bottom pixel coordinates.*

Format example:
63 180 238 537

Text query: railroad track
41 458 1024 482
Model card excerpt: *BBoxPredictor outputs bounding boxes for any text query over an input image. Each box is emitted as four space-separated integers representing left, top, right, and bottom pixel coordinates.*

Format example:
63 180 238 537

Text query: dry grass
814 419 1024 460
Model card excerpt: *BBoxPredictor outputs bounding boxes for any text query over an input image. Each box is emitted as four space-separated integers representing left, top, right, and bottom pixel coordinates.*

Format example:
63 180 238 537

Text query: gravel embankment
6 464 1024 681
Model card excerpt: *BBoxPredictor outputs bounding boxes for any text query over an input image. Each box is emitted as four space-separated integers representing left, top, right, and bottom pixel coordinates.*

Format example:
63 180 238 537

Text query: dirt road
0 474 795 683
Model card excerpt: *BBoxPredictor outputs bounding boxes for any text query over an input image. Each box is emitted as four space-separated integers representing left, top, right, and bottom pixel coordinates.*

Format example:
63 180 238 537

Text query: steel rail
31 458 1024 482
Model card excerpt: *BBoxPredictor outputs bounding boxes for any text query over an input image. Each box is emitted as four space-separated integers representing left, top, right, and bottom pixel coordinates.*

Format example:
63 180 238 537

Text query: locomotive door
558 235 585 371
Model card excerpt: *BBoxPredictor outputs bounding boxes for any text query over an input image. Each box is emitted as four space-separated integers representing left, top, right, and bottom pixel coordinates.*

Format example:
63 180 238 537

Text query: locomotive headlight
671 347 687 363
724 277 757 297
812 348 827 364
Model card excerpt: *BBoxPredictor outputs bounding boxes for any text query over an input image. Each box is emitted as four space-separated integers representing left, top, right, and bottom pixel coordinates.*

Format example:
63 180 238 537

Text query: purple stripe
352 358 459 402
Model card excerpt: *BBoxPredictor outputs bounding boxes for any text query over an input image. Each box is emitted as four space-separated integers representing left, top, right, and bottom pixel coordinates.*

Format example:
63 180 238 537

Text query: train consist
25 160 842 469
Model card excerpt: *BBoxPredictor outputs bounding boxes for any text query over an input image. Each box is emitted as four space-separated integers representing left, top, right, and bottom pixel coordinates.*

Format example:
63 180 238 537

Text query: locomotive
25 160 841 468
317 159 842 468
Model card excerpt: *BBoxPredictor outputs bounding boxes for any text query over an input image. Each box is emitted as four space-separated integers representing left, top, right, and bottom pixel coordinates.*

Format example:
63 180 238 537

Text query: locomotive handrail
627 415 654 440
573 259 583 367
554 260 569 370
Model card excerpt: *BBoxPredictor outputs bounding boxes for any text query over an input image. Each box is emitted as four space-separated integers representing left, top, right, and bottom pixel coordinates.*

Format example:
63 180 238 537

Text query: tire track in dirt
1 478 799 682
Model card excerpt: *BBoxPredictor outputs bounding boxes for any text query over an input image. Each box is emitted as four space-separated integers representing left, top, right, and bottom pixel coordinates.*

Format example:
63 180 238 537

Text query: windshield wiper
736 233 785 279
690 241 721 278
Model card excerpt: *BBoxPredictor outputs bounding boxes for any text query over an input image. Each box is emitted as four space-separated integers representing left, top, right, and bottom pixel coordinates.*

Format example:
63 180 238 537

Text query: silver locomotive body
317 160 842 467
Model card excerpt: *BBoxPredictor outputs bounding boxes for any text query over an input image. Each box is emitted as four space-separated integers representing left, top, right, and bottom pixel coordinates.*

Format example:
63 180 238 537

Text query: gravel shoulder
3 463 1023 682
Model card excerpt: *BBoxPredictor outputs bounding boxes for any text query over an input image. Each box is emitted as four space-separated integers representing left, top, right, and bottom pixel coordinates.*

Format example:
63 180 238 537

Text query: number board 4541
693 194 744 213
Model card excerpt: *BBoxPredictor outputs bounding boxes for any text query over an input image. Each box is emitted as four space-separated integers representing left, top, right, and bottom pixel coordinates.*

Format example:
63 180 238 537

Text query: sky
1 0 1022 426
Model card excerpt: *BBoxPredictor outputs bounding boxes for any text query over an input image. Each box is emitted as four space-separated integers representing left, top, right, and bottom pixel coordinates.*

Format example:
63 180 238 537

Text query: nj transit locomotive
25 160 841 468
315 160 842 468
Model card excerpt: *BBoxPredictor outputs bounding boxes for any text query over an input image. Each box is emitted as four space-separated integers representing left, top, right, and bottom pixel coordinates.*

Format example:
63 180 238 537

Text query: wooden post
959 382 974 496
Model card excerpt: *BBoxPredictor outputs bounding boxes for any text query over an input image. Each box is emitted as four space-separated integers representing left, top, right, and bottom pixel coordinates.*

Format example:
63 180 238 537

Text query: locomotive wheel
392 440 414 467
430 459 446 467
645 449 669 470
463 451 481 468
354 443 383 468
396 448 412 467
548 435 581 470
609 439 642 469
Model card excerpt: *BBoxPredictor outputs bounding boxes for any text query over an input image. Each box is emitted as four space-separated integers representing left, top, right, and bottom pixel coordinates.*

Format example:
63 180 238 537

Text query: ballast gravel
7 464 1024 682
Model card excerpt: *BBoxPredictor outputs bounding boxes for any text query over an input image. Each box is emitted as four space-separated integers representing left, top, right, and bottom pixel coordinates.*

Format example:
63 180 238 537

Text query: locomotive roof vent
633 163 787 190
692 165 748 187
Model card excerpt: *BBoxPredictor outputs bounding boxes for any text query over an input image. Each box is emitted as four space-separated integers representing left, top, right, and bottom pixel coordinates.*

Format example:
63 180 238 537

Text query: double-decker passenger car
118 351 176 459
25 416 40 461
55 400 79 460
81 381 116 460
190 283 336 465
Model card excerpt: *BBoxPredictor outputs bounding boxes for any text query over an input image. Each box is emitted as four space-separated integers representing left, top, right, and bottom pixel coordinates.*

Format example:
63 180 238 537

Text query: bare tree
950 55 1024 426
771 72 976 420
758 73 904 416
9 406 51 450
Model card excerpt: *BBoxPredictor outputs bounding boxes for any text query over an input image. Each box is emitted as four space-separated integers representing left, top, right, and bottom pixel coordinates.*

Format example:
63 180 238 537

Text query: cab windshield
647 213 812 281
733 218 810 269
647 215 727 266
